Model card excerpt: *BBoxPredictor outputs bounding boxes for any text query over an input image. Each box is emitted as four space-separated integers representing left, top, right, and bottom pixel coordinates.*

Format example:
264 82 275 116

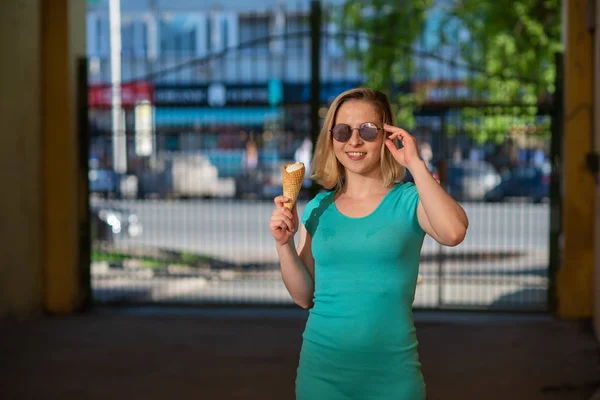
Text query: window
96 17 109 56
160 14 198 57
222 18 228 49
238 15 270 53
123 19 148 58
286 16 308 52
206 17 212 52
121 20 135 57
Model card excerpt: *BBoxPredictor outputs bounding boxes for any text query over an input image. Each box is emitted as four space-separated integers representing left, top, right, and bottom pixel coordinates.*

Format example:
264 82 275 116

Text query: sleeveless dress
296 182 426 400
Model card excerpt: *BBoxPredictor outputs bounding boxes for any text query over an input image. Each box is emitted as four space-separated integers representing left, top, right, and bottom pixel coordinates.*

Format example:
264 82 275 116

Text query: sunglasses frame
329 122 384 143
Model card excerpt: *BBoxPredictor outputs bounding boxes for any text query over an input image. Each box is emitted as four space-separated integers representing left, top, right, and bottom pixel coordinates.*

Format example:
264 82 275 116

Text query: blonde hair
310 88 406 190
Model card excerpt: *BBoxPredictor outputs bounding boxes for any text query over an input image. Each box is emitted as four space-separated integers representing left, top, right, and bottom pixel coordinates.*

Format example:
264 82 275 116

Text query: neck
340 171 388 197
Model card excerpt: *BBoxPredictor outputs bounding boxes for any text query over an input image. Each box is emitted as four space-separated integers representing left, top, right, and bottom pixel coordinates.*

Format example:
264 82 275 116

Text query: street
96 198 550 263
91 198 550 309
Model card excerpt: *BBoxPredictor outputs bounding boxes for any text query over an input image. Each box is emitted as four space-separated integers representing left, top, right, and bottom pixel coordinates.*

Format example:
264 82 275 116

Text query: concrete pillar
42 0 87 313
0 0 86 318
559 0 595 318
0 1 43 318
594 0 600 340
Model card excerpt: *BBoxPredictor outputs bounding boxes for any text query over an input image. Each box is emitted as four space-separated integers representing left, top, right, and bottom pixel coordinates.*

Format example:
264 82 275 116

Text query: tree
333 0 432 128
335 0 562 144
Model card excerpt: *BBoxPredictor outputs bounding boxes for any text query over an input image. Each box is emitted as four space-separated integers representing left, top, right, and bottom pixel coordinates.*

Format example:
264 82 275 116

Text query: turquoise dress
296 182 426 400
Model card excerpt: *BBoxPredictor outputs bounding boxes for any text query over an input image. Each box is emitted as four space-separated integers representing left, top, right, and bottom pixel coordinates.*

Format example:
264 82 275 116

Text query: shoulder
301 190 334 235
387 181 421 215
377 181 423 235
395 181 417 194
303 190 332 214
386 181 417 199
308 190 333 205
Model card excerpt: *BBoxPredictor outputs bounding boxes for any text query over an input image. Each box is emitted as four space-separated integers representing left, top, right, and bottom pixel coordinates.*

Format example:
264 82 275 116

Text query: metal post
309 0 322 198
77 57 92 310
109 0 126 174
437 112 448 308
548 53 564 312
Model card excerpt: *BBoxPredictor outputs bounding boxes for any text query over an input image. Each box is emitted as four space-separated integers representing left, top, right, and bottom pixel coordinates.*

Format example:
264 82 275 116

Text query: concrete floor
1 307 599 400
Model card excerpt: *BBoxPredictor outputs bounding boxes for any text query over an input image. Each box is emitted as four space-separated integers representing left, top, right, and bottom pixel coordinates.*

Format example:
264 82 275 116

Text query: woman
269 88 468 399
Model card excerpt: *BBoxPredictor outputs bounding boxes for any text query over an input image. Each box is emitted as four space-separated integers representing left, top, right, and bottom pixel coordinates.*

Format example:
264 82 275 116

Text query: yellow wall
0 1 44 318
558 0 595 318
41 0 87 313
0 0 86 318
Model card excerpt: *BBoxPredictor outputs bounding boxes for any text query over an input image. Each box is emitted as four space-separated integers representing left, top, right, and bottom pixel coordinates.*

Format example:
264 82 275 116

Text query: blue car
484 165 550 203
89 168 118 197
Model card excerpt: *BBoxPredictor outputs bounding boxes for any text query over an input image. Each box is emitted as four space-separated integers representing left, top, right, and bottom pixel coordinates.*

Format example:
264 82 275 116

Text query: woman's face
332 100 384 180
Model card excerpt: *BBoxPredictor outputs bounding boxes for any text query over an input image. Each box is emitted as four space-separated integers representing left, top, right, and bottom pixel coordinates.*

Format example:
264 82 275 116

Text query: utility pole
109 0 126 174
309 0 322 199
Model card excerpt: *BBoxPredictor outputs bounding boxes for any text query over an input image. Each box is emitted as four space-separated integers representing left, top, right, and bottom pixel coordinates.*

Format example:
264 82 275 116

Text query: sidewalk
1 307 598 400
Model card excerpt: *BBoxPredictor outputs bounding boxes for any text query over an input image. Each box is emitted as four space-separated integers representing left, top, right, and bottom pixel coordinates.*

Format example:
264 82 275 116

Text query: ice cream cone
282 162 305 210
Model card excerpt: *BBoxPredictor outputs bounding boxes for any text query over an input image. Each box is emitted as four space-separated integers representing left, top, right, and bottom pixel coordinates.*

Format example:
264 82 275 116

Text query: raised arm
411 160 469 246
384 123 468 247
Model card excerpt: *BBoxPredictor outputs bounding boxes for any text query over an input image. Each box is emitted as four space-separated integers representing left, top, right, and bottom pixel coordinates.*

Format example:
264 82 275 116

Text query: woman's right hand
270 196 299 246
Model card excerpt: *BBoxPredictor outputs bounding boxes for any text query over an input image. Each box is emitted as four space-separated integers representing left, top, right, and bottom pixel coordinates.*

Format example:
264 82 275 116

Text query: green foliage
334 0 561 143
332 0 432 128
92 250 211 269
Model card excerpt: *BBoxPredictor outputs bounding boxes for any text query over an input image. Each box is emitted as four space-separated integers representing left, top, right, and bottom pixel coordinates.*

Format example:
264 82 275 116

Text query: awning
155 107 282 127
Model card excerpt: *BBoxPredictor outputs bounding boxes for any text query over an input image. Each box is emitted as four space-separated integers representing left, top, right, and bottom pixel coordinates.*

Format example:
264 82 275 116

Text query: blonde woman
269 88 468 399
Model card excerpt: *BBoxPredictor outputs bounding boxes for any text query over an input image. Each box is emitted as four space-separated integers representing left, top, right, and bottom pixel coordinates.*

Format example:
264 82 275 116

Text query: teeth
348 152 366 157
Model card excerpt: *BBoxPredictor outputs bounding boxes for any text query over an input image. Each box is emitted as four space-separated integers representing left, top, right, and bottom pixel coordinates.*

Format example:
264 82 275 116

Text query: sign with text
154 82 283 107
89 81 154 108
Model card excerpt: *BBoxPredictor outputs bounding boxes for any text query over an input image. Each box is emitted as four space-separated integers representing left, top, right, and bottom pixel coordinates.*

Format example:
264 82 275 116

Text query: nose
347 128 362 146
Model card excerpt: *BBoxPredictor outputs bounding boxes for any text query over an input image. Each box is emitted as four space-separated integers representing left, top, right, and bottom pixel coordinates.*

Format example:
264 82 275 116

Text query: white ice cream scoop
286 162 304 173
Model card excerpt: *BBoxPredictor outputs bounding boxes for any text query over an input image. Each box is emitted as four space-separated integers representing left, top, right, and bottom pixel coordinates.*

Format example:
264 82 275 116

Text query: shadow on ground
0 308 598 400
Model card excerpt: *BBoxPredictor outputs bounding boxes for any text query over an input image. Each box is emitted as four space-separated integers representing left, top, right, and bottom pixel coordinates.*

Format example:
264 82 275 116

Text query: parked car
89 168 139 199
483 165 550 203
138 152 235 199
91 205 143 243
446 161 501 202
235 162 289 200
89 168 118 197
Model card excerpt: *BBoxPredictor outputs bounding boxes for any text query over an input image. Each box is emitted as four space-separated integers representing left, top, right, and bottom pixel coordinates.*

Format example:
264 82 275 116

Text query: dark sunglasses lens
332 125 351 142
359 126 379 141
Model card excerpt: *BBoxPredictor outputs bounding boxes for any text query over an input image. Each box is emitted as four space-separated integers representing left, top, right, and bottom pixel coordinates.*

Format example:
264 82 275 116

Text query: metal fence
85 0 559 311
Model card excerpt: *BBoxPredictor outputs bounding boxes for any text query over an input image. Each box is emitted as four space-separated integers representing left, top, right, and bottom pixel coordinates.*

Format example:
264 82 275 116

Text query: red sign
89 81 154 107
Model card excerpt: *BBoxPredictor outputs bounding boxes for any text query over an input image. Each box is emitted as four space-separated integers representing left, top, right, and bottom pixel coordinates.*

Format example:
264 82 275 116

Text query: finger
385 138 398 152
271 215 295 232
383 123 403 133
387 131 403 141
269 218 290 233
273 207 294 220
282 208 294 220
274 196 290 208
269 220 282 232
280 217 295 232
384 124 413 139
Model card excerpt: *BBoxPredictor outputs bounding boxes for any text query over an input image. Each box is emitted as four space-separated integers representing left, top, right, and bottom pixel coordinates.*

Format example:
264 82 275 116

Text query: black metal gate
84 0 559 311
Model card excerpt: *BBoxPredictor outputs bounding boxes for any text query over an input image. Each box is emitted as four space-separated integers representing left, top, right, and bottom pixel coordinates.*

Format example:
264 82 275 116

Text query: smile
347 152 366 157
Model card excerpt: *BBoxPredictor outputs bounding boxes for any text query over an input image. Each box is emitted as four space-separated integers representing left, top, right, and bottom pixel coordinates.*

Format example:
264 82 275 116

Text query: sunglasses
330 122 383 143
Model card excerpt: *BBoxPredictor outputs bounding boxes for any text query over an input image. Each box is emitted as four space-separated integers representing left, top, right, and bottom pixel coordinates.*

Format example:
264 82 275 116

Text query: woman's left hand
383 124 422 170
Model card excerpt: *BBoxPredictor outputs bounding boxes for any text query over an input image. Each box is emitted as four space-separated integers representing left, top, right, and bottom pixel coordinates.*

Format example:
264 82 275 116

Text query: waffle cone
282 162 305 210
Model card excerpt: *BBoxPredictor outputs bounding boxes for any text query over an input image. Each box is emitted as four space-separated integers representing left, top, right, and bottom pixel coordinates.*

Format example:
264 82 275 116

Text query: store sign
154 82 282 107
155 80 372 106
283 81 362 104
89 81 154 108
